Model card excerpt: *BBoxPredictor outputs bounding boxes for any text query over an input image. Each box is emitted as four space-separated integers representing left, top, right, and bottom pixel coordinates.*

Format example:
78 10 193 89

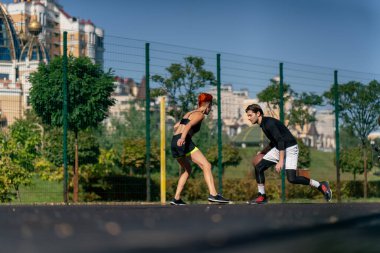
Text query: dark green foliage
121 138 160 176
339 146 373 179
82 175 160 201
206 144 242 173
29 56 115 133
42 127 100 167
340 126 361 149
0 119 41 201
297 138 311 168
324 80 380 145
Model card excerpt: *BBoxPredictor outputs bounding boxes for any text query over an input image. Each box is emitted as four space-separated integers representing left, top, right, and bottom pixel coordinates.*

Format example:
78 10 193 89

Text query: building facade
208 84 250 136
0 0 104 126
5 0 104 65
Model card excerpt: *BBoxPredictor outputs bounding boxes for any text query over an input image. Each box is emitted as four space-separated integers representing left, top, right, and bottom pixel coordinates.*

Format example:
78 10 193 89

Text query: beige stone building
207 84 335 150
5 0 104 64
0 0 104 127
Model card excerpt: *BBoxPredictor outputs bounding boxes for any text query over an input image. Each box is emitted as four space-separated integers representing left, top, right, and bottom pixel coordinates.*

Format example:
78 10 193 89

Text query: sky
2 0 380 94
52 0 380 74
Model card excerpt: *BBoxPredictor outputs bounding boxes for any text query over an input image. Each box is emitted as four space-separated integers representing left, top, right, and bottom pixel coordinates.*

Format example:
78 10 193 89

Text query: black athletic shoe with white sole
208 193 230 204
170 198 187 205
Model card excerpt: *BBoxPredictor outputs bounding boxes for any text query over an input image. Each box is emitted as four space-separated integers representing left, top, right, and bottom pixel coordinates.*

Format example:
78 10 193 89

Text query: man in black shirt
245 104 332 204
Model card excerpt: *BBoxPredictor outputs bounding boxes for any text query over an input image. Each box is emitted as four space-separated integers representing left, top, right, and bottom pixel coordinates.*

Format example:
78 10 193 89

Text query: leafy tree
324 80 380 197
340 147 373 181
297 138 310 168
29 56 115 201
257 80 323 131
0 120 41 201
340 126 361 149
121 138 160 176
206 144 242 174
37 127 107 201
257 79 293 119
152 56 215 120
39 127 101 176
96 102 161 176
324 80 380 145
78 148 120 201
287 92 323 130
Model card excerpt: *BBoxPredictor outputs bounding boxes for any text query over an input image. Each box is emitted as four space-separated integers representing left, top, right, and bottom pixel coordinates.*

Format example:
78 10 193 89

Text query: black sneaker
208 193 230 204
247 193 268 204
170 198 187 206
318 181 332 202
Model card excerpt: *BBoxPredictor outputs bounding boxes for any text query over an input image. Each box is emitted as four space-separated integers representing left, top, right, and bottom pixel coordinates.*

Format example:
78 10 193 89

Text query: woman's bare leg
174 157 192 200
190 150 218 196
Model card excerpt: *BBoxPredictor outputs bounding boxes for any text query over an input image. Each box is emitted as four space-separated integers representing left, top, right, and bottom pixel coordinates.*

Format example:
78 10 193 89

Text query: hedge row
164 178 380 202
82 175 380 202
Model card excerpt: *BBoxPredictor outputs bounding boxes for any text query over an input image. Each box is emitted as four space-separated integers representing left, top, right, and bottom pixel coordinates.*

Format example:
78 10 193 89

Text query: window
0 73 9 79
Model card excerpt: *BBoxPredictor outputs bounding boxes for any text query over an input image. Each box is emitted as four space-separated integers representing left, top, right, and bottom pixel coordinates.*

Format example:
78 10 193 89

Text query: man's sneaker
319 181 332 202
247 193 268 204
170 198 187 206
208 193 230 204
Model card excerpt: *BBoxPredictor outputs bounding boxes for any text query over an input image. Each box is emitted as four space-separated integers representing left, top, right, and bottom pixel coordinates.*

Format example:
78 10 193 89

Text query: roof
368 131 380 141
0 5 21 61
307 122 319 136
19 36 49 62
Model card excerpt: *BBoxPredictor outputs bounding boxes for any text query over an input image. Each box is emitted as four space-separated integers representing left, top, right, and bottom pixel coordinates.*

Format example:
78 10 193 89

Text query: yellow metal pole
160 96 166 204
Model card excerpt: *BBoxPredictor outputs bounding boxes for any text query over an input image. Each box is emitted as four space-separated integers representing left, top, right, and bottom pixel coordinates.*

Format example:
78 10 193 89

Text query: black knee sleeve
255 159 276 184
286 170 310 185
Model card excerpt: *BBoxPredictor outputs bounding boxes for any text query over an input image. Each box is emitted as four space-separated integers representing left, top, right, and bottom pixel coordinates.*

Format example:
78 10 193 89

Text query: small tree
287 92 323 131
0 120 41 201
324 80 380 198
29 56 115 202
257 79 293 119
152 56 215 120
37 127 101 188
257 80 323 131
297 138 311 168
121 138 160 176
206 144 242 174
340 147 373 181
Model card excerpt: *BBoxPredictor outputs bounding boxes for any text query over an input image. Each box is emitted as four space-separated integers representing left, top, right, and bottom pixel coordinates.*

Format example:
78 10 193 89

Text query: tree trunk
73 131 79 202
353 172 356 197
363 147 368 199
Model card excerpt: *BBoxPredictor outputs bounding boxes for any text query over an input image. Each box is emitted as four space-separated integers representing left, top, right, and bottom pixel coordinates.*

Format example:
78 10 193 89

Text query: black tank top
179 114 202 136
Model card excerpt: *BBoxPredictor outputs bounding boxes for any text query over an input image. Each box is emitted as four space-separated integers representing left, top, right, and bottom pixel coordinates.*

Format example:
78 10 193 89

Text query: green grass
223 147 260 179
14 177 63 203
223 147 380 182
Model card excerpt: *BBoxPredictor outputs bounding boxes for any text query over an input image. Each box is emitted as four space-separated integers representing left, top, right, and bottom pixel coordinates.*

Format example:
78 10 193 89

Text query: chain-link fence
1 30 380 204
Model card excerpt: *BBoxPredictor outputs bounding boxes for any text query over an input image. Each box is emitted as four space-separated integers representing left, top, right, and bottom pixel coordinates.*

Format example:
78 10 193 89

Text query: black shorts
171 134 198 158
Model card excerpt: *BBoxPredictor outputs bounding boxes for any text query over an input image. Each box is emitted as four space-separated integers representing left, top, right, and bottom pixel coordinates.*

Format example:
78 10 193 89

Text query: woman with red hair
170 93 230 205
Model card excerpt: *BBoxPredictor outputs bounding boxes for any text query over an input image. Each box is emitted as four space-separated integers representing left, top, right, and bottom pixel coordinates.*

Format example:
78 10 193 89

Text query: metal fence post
145 43 151 202
279 62 285 203
62 31 68 204
217 54 223 193
334 70 341 202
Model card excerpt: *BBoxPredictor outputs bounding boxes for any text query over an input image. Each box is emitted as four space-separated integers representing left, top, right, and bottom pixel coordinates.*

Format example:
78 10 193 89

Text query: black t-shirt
259 117 297 150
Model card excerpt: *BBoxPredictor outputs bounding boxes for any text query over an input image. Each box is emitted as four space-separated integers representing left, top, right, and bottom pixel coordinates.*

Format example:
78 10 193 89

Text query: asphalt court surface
1 203 380 253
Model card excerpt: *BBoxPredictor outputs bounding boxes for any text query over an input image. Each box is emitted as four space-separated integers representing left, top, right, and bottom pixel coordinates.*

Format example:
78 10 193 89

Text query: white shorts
263 144 298 170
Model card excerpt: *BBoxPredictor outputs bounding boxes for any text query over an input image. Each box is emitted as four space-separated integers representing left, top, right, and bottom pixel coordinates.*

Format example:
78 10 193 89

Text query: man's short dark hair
245 104 264 115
